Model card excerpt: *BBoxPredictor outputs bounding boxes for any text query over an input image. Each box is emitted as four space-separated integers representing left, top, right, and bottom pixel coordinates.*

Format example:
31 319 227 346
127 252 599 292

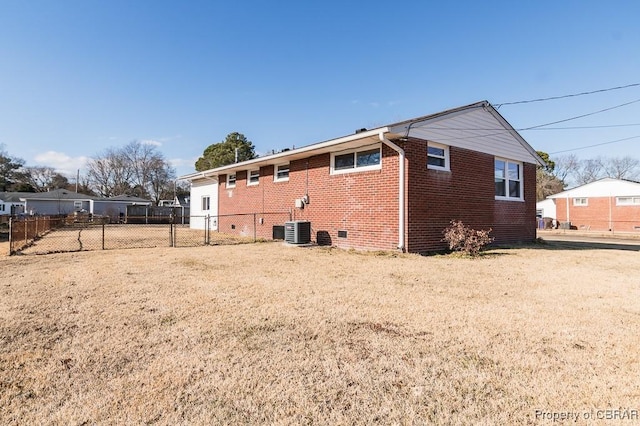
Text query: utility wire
549 135 640 154
520 98 640 130
495 83 640 107
420 123 640 131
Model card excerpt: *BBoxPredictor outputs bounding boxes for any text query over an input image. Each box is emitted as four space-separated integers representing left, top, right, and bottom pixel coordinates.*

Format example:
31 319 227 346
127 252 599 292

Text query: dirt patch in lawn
1 242 639 424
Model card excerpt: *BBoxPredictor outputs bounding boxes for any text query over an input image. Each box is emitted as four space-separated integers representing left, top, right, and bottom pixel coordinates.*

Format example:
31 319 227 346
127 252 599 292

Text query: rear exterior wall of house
217 143 400 251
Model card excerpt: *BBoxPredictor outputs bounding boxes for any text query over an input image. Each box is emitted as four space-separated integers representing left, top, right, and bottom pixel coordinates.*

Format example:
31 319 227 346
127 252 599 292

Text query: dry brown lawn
1 241 639 425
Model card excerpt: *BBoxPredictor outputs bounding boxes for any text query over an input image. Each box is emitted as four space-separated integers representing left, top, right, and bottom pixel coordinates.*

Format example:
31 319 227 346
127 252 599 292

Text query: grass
1 242 639 424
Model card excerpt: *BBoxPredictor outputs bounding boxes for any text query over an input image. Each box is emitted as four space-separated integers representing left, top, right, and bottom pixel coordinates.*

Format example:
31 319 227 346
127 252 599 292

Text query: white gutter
379 132 406 252
179 127 391 181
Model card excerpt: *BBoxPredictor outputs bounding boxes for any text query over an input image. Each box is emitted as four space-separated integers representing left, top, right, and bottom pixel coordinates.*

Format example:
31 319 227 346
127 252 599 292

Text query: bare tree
86 147 134 197
574 158 604 185
24 166 70 192
86 141 175 201
603 156 640 181
552 154 580 186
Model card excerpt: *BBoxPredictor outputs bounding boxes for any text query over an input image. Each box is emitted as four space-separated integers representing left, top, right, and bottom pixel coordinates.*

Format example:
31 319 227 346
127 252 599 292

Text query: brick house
547 178 640 232
180 101 543 252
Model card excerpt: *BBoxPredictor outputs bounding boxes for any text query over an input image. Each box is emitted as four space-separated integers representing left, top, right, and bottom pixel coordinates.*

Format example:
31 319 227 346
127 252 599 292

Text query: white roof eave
179 127 394 181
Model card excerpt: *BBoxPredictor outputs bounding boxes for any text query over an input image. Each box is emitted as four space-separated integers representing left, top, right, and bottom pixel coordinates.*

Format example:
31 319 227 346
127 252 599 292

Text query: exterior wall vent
284 221 311 244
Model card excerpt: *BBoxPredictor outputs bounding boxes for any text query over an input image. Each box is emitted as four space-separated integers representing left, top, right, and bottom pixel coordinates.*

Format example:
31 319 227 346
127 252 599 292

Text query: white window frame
201 196 210 211
247 169 260 186
427 142 450 171
330 144 382 175
494 158 524 201
274 164 290 182
226 173 236 188
573 197 588 206
616 197 640 206
74 201 83 209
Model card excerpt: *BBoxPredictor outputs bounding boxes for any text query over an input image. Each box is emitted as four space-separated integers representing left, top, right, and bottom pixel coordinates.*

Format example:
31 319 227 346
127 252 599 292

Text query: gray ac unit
284 221 311 244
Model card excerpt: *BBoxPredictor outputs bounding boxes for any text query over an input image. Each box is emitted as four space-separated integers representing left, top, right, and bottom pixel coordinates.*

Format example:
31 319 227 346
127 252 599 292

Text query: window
0 205 4 212
226 173 236 188
201 196 210 211
573 198 588 206
427 142 450 171
495 158 523 200
275 164 289 182
248 169 260 186
74 201 83 209
331 145 382 174
616 197 640 206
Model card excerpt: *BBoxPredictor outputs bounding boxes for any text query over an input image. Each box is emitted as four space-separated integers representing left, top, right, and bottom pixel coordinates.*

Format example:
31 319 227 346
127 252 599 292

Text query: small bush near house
442 220 494 256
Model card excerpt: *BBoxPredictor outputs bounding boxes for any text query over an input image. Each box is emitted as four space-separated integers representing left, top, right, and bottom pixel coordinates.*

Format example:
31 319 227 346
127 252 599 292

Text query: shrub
442 220 494 256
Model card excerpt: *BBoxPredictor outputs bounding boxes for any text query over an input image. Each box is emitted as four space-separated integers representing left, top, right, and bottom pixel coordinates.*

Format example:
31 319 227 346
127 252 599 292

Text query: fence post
170 222 174 247
205 215 209 245
253 213 257 242
24 220 28 247
8 217 13 255
102 223 105 250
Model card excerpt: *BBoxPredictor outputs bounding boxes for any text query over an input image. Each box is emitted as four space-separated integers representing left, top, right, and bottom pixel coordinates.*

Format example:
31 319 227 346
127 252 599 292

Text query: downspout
379 132 406 252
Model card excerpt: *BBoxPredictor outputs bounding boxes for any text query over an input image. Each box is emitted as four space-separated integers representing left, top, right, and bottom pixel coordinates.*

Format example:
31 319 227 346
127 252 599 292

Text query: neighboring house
180 101 543 252
158 194 190 207
19 189 152 222
547 178 640 231
94 194 153 221
0 192 27 216
536 199 557 219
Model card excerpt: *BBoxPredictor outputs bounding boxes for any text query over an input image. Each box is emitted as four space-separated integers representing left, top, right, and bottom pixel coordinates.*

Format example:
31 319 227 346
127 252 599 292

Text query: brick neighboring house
180 101 543 252
547 178 640 232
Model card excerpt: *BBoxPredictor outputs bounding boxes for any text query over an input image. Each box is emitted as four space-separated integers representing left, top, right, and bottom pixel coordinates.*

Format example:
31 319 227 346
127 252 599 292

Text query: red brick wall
554 197 640 231
405 139 536 252
216 138 537 252
217 144 400 250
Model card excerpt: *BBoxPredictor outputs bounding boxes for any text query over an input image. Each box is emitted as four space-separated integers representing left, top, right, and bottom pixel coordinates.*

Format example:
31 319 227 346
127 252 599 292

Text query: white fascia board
179 127 391 181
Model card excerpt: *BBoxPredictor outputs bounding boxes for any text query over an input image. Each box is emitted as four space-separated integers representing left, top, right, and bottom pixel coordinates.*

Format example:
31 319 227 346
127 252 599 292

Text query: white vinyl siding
390 107 538 164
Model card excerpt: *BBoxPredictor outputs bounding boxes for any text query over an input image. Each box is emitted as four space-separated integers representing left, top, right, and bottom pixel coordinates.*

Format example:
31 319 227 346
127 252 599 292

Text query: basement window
274 164 289 182
427 142 450 171
247 169 260 186
495 158 523 201
573 198 588 206
226 173 236 189
331 144 381 175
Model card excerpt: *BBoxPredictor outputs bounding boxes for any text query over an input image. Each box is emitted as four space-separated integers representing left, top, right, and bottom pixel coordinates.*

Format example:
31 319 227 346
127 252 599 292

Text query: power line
495 83 640 107
549 135 640 154
420 123 640 131
520 98 640 130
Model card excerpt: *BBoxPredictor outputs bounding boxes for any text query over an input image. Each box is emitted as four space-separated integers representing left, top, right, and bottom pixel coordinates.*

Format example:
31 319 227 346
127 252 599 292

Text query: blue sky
1 0 639 179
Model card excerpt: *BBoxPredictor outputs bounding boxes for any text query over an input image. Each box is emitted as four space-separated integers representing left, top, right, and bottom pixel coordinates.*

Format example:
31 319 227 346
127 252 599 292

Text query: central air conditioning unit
284 221 311 244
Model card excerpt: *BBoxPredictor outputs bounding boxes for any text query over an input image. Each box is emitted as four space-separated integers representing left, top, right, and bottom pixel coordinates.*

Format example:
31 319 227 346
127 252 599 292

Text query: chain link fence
9 212 292 255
